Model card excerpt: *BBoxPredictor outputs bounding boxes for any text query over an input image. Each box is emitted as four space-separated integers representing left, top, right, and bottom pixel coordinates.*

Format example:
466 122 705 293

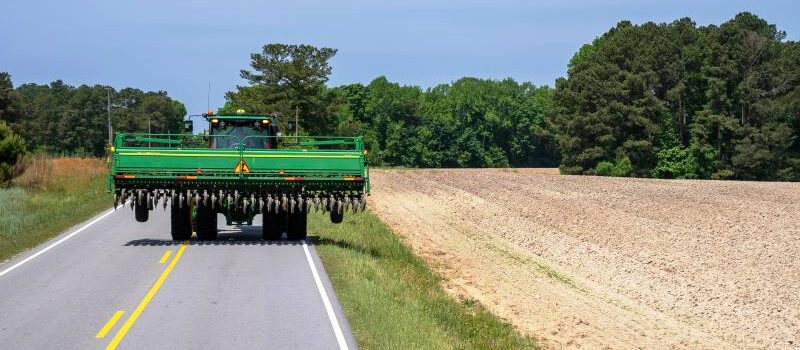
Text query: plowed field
370 169 800 349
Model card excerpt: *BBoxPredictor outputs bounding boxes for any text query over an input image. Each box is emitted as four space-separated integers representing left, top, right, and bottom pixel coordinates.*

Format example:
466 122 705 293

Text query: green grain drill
108 112 369 241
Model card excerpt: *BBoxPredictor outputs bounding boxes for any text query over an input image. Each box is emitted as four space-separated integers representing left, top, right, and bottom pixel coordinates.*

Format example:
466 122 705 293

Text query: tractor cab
204 113 279 149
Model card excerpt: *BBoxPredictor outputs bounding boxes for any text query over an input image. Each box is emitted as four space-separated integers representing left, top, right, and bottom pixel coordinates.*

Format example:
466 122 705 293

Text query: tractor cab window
210 120 276 149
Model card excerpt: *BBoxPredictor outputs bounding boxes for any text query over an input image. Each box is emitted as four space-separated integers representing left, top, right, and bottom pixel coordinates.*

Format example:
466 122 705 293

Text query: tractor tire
262 206 284 240
134 200 149 222
195 202 218 240
330 201 344 224
170 200 192 241
287 209 307 240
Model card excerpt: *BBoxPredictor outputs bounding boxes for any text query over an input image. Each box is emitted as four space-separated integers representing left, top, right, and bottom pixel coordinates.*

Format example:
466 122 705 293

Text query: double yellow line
95 241 189 350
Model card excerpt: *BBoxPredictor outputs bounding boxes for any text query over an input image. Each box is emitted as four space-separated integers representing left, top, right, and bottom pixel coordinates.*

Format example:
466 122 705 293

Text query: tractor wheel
287 209 307 240
262 206 284 240
170 200 192 241
330 201 344 224
134 200 149 222
195 201 218 240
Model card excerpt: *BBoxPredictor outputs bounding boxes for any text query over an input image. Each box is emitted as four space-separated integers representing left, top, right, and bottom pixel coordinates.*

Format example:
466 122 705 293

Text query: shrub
559 165 583 175
612 156 633 177
0 121 27 182
711 169 735 180
653 146 697 179
595 161 615 176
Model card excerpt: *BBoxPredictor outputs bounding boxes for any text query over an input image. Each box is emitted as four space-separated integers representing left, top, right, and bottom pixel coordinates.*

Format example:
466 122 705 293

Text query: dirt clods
370 168 800 349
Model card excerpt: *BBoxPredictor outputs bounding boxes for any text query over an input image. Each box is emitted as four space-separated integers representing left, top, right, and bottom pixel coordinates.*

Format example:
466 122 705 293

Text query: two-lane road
0 207 358 349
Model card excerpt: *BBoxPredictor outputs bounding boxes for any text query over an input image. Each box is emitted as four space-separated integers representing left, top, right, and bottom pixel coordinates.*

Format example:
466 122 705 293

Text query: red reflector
177 176 197 180
115 174 136 179
196 168 202 175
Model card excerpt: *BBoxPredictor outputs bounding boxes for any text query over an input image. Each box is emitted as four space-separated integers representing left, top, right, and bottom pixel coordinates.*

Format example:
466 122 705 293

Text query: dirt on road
369 169 800 349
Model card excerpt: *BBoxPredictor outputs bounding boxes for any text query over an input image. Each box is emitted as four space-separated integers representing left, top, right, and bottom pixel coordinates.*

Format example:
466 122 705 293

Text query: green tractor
108 112 369 241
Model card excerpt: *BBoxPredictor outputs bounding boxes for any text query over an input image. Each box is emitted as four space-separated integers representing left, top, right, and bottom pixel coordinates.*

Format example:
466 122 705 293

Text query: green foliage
595 161 615 176
554 13 800 181
229 43 338 135
559 165 583 175
653 146 698 179
0 121 27 181
224 46 561 168
613 156 633 177
0 73 186 157
594 157 632 177
0 72 23 124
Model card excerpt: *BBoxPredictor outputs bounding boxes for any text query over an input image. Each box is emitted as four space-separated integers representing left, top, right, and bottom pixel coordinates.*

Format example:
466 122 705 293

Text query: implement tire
262 207 284 241
170 200 192 241
196 202 218 240
287 209 307 240
134 201 149 222
330 201 344 224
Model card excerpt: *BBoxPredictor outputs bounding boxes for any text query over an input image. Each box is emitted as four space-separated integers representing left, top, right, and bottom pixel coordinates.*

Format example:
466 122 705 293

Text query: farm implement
107 113 369 241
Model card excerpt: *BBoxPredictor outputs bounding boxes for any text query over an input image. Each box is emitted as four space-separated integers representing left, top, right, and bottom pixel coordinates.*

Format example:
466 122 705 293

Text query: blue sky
1 0 798 113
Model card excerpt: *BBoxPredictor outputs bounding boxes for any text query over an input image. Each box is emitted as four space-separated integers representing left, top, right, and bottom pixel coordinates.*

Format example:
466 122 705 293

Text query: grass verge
0 157 111 262
308 210 538 350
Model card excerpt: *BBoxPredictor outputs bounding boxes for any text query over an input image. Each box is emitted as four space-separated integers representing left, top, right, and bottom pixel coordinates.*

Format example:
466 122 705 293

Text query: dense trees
223 45 558 167
0 73 186 156
555 12 800 180
226 74 557 167
328 77 557 168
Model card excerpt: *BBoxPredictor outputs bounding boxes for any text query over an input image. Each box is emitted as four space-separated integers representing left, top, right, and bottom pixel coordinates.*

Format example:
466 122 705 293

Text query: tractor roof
203 114 276 121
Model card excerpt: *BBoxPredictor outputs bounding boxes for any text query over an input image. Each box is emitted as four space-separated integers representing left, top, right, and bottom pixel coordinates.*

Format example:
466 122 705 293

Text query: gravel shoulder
369 168 800 349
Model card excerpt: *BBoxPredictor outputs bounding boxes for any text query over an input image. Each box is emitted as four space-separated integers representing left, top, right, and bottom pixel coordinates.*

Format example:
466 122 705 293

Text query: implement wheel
196 201 218 240
330 201 344 224
262 206 284 241
287 209 307 240
134 200 149 223
170 200 192 241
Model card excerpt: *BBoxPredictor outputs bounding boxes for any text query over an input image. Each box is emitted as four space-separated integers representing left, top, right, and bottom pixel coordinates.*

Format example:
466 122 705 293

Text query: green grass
0 158 111 262
308 210 538 350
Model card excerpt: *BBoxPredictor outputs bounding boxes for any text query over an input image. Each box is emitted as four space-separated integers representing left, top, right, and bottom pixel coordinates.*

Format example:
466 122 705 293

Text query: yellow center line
158 250 172 264
105 241 189 350
95 311 125 339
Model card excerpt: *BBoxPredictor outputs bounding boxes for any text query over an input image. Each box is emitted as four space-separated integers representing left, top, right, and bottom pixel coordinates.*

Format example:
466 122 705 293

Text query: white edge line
302 239 350 350
0 205 120 278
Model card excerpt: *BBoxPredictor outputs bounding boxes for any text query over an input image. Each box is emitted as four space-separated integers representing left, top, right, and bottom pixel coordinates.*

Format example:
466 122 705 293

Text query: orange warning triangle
233 159 251 173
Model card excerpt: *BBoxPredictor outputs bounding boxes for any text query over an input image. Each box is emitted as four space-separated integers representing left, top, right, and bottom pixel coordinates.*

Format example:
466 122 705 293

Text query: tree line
222 43 558 168
0 73 186 157
223 12 799 179
555 12 800 180
2 12 798 181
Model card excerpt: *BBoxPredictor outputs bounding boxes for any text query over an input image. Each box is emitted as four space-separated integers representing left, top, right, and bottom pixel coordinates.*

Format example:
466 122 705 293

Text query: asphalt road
0 206 358 350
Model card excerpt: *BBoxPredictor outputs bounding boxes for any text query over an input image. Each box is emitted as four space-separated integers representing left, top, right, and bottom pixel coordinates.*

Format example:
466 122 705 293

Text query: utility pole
107 89 112 145
294 106 299 137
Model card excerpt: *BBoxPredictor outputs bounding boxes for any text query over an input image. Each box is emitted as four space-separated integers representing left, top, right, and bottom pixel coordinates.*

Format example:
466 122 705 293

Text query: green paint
108 116 369 193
